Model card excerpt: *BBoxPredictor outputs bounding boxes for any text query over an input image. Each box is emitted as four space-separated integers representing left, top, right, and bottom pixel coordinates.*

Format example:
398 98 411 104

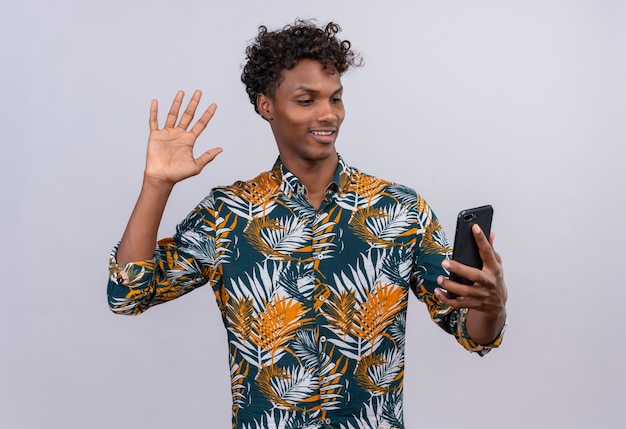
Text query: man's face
259 59 345 167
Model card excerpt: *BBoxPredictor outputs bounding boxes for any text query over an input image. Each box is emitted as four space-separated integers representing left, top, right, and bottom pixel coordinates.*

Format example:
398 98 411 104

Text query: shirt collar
271 155 352 198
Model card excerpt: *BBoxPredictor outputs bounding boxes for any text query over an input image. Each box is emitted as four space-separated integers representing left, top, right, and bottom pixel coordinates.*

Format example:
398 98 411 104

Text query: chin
307 148 337 161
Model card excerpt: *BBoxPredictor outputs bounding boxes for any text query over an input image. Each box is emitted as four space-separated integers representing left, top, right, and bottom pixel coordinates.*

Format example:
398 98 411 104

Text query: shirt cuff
108 243 158 287
456 308 506 357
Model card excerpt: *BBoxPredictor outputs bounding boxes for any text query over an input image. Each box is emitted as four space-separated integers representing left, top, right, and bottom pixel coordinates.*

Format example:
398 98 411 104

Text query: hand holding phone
447 205 493 299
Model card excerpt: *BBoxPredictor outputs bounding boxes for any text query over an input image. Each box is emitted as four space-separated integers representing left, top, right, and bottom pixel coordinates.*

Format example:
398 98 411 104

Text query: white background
1 0 625 428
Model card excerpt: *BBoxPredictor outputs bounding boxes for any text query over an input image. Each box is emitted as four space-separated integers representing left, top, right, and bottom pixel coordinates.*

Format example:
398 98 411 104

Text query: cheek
337 109 346 124
285 113 308 130
275 111 303 132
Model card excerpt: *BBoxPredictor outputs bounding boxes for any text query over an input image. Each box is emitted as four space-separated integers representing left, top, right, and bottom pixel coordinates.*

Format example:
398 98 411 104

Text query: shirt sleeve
107 195 217 315
411 197 505 356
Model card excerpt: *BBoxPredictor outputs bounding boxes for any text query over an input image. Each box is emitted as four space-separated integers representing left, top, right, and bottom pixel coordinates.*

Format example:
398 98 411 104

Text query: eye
296 99 314 105
331 97 343 104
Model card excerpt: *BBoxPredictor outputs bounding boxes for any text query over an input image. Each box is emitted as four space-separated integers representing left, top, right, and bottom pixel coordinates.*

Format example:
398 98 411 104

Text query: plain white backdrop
1 0 625 428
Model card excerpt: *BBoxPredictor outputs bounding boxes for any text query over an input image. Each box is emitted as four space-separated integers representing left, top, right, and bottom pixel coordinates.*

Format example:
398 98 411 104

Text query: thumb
195 147 223 171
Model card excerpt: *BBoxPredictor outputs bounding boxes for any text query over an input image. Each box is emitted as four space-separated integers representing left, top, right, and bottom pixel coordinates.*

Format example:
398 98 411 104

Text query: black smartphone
447 205 493 299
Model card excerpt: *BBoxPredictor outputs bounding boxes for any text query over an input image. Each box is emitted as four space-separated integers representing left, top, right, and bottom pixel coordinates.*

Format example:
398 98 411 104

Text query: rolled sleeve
455 308 506 356
107 196 217 315
107 244 160 315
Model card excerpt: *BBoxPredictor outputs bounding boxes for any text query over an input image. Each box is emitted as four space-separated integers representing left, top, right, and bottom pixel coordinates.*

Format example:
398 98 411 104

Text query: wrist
466 308 506 346
469 308 506 330
141 174 176 194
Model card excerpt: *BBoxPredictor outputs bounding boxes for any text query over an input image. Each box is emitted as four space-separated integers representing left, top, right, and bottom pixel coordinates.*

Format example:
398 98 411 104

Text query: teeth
312 131 333 136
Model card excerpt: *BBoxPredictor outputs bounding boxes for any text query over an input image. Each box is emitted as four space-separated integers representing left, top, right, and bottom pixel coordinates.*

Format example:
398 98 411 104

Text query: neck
280 153 339 207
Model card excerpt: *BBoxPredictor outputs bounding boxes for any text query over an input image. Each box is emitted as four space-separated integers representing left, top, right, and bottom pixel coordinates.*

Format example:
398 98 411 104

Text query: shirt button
325 418 331 424
316 254 323 259
320 336 327 343
318 295 325 302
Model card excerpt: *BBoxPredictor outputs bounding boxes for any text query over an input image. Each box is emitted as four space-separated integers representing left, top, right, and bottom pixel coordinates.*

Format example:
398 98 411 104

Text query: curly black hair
241 19 361 117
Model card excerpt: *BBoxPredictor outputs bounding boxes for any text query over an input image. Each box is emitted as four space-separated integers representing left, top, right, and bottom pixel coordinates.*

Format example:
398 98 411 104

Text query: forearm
465 308 506 346
116 177 174 264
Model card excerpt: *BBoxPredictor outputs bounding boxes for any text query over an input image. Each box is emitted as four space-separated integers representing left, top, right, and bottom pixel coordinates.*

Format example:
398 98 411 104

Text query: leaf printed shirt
108 157 503 429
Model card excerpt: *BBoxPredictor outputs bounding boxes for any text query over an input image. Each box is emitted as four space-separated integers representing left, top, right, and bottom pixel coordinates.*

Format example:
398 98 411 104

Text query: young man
108 20 507 429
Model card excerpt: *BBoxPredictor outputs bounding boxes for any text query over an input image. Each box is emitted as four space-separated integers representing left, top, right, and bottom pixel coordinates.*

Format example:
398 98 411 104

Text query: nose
317 100 339 123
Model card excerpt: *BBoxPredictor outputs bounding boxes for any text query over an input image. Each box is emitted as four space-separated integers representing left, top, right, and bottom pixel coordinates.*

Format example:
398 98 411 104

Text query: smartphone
447 205 493 299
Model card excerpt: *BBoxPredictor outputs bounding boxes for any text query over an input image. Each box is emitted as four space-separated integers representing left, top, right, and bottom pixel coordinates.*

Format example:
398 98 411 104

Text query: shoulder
343 164 421 203
197 169 282 215
208 169 279 196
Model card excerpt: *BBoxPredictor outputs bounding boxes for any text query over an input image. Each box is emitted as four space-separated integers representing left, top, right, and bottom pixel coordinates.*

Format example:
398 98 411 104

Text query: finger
149 99 159 131
442 258 482 288
435 285 473 308
434 287 453 304
195 147 223 170
473 224 498 268
190 103 218 137
438 271 475 298
485 231 504 266
165 90 185 128
178 89 202 129
493 249 502 264
438 272 495 309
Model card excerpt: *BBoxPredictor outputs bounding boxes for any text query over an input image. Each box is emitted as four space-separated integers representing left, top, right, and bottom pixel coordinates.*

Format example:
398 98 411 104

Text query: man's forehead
277 60 342 90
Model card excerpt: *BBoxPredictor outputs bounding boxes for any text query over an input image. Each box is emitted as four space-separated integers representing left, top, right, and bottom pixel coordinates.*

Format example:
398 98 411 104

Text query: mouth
310 130 335 136
309 129 337 144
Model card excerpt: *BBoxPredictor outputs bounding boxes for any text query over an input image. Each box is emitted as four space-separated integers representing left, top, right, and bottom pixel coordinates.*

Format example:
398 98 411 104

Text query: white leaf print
366 348 404 392
270 366 318 407
365 204 416 244
261 216 312 255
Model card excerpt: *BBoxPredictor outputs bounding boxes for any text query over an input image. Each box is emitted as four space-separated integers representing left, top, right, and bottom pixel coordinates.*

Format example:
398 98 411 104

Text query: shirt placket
298 208 324 421
312 196 339 428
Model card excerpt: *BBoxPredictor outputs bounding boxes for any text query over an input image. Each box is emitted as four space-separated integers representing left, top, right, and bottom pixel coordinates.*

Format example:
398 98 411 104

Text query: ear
257 93 273 121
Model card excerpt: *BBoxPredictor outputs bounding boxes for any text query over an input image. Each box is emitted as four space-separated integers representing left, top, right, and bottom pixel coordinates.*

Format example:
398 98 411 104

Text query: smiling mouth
311 130 334 136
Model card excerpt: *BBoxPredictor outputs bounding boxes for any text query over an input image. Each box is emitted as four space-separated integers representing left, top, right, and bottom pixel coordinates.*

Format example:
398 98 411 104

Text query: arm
116 90 222 264
435 224 508 345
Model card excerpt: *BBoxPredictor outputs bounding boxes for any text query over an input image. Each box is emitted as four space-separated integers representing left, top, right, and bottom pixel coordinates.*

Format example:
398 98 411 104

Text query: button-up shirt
108 156 503 429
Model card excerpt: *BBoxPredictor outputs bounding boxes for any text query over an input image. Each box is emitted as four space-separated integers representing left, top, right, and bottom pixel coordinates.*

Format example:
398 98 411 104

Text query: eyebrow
295 85 344 96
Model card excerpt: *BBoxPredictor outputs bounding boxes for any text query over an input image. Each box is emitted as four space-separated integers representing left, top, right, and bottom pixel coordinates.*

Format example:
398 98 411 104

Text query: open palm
145 90 222 184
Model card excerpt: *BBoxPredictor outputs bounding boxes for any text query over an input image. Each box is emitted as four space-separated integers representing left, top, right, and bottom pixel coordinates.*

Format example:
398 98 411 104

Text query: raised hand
145 90 223 185
115 90 222 264
435 224 507 344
